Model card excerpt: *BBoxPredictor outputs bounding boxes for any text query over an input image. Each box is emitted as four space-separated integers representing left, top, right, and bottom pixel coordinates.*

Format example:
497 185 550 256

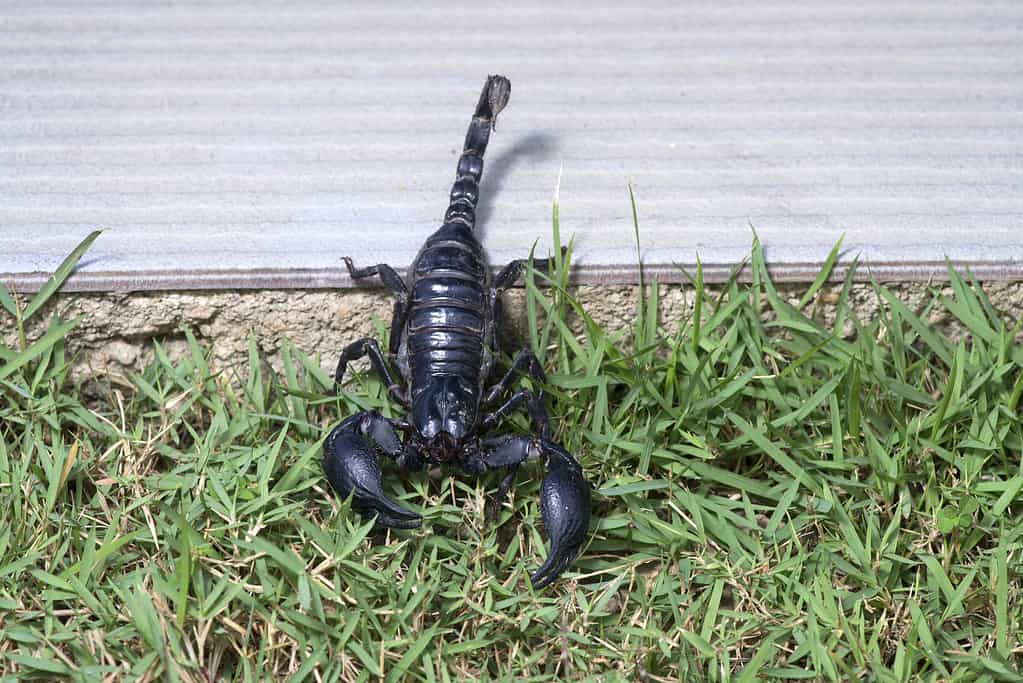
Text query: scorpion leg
482 435 590 589
483 349 548 419
493 247 568 291
342 257 409 358
323 411 423 529
333 338 408 406
486 250 563 367
481 351 551 509
480 388 550 505
482 389 548 432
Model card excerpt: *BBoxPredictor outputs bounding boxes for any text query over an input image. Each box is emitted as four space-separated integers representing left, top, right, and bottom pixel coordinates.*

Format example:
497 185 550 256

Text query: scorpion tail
443 75 511 231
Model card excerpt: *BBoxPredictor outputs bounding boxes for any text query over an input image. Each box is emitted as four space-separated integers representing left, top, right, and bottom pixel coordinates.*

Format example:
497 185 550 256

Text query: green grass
2 216 1022 682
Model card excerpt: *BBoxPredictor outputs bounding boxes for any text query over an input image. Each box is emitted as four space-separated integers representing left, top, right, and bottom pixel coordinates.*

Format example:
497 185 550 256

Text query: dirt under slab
6 281 1022 386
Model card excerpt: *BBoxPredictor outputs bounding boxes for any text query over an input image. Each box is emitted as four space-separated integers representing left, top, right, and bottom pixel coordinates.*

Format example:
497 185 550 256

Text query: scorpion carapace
323 75 590 589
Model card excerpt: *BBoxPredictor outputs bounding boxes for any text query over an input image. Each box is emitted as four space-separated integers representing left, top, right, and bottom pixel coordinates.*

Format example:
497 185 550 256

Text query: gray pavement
1 1 1021 291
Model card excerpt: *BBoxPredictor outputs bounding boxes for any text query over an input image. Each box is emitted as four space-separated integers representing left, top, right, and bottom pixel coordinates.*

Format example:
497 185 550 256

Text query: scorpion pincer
323 75 590 589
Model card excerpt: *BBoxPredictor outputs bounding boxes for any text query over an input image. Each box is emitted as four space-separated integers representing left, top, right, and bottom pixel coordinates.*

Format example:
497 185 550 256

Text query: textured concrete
10 282 1022 385
2 1 1022 291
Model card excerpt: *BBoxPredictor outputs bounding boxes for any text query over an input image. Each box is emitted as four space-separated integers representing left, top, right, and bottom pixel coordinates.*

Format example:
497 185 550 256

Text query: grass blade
22 230 102 321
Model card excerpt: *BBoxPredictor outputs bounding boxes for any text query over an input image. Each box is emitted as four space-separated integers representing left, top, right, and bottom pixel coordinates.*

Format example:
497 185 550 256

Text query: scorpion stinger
324 75 591 589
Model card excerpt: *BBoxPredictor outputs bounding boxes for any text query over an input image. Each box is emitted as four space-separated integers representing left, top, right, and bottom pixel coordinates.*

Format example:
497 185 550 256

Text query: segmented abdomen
403 75 505 409
406 225 490 399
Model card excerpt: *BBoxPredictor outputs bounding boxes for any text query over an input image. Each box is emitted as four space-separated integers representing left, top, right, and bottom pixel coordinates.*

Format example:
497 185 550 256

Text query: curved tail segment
444 75 511 231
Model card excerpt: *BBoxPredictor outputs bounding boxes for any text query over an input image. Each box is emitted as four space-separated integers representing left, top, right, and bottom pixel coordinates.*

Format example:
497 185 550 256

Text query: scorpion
323 75 590 589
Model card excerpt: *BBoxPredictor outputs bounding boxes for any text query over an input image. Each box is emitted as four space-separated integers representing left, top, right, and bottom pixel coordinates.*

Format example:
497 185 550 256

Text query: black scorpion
323 75 590 588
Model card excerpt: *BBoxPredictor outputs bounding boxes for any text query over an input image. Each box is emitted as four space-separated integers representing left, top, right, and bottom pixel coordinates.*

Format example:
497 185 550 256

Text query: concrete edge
4 259 1022 293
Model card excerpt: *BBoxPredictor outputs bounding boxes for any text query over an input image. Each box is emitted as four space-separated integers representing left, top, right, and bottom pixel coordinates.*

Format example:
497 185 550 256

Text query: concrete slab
1 1 1021 291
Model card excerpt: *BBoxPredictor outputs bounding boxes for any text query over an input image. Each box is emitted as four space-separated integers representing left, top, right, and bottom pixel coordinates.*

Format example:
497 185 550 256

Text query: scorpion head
421 431 460 464
410 376 478 463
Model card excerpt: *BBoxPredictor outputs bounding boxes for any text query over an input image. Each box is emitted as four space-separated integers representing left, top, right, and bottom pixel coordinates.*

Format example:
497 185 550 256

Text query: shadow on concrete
475 132 558 242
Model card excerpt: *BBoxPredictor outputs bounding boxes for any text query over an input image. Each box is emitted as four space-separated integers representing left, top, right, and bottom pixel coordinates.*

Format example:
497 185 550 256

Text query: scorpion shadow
474 131 559 242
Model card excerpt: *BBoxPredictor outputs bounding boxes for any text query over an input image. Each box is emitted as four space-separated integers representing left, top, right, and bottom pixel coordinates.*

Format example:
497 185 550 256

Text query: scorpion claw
530 440 590 590
323 419 422 530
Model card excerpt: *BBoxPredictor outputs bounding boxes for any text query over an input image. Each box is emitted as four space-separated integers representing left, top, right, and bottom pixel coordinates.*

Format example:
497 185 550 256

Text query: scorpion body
324 76 590 588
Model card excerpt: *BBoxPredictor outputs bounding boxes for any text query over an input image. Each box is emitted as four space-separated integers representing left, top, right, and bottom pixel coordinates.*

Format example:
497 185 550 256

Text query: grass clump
1 217 1022 681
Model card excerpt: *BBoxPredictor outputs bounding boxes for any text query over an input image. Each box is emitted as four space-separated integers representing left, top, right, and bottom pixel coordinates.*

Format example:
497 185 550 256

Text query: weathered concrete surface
6 282 1022 385
3 2 1023 287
